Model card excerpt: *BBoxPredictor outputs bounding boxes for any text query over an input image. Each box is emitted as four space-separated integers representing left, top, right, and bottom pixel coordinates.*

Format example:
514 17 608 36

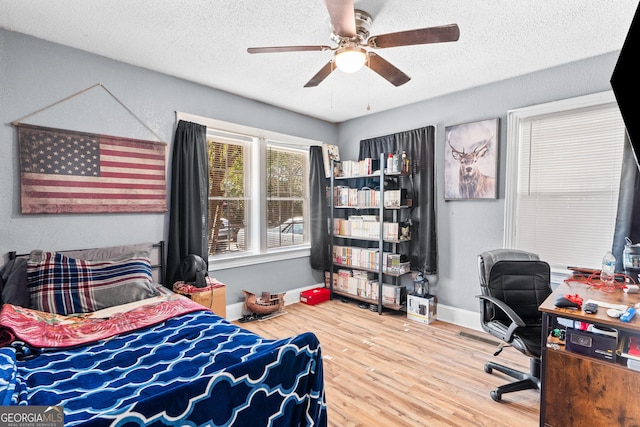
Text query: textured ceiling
0 0 637 123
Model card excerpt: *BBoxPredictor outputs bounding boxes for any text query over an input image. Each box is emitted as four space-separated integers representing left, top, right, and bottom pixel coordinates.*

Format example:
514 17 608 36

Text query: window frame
504 90 624 276
176 112 320 271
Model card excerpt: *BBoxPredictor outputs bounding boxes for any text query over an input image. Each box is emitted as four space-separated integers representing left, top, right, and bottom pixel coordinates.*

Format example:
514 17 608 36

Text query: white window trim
176 112 320 147
175 112 321 270
504 90 618 276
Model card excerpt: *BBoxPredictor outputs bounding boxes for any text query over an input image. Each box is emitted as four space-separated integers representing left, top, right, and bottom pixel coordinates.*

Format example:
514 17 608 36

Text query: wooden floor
238 299 539 427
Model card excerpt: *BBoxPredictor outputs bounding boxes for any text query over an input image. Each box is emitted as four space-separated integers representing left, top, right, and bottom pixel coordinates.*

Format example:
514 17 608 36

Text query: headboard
10 241 165 285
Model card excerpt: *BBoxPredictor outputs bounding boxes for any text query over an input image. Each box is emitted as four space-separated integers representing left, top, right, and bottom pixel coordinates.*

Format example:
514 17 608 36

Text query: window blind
207 136 250 255
515 103 626 270
265 143 309 249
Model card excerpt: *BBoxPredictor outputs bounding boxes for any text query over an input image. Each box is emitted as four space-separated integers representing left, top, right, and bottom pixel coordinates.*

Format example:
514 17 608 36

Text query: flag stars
20 130 101 176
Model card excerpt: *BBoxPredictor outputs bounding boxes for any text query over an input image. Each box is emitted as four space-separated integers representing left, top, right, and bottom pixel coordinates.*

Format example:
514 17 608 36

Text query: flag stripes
18 124 167 214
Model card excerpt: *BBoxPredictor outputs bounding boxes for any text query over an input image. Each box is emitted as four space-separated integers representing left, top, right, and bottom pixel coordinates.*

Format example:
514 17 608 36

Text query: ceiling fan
247 0 460 88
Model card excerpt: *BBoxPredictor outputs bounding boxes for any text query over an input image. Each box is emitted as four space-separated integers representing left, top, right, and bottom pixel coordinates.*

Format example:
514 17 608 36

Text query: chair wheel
484 365 493 374
490 390 501 402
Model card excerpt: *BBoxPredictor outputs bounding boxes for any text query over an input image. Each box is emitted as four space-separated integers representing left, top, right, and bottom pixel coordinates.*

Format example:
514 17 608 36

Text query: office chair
477 249 551 402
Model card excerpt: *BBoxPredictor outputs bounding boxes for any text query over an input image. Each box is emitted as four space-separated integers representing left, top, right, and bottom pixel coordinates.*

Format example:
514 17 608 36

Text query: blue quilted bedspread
0 310 327 426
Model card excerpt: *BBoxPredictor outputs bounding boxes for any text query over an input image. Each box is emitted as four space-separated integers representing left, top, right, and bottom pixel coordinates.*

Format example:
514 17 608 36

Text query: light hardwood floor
238 299 540 427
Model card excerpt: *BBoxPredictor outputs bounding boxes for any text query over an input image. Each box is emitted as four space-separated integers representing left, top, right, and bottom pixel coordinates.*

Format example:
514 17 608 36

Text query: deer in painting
448 133 496 198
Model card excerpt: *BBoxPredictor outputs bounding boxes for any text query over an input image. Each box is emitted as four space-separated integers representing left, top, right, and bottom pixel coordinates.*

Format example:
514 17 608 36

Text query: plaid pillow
27 251 159 315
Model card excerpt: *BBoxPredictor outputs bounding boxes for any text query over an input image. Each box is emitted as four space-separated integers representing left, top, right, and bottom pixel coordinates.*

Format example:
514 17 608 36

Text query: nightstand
173 278 227 319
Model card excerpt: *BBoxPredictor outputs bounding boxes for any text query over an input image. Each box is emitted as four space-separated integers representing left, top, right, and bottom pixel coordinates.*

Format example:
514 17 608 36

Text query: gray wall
0 29 336 304
337 52 620 312
0 28 619 313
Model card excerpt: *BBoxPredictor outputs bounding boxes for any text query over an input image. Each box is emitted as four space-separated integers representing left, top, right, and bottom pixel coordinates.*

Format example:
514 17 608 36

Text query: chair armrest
476 294 526 342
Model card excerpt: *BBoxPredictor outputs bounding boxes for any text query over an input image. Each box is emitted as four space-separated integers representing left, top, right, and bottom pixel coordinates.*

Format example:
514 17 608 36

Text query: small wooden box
173 280 227 319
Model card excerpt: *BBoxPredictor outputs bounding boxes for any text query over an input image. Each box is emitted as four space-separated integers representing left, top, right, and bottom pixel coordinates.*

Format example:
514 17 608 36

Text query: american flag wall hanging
17 124 167 214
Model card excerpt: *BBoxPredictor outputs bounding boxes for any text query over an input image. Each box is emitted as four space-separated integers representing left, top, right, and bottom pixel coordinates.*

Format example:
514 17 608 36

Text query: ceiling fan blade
368 24 460 49
304 61 335 87
366 53 411 87
324 0 356 37
248 45 332 54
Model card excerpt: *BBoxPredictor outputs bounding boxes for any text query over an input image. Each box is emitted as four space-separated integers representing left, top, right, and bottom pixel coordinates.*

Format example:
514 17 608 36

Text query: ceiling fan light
335 47 367 73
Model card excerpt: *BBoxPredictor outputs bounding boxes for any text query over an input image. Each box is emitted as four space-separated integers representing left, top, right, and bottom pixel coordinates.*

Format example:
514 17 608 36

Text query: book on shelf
333 218 404 240
338 158 380 177
322 143 340 178
332 185 410 209
333 269 405 305
383 189 408 207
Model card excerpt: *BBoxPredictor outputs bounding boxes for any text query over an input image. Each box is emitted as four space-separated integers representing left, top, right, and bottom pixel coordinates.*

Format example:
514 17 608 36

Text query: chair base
484 358 540 402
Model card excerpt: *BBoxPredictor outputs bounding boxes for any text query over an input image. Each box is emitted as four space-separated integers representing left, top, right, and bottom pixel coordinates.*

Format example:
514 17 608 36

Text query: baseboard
435 303 482 332
225 284 482 332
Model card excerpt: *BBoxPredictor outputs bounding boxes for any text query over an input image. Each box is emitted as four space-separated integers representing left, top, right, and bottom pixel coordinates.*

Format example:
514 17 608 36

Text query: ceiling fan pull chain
366 55 371 111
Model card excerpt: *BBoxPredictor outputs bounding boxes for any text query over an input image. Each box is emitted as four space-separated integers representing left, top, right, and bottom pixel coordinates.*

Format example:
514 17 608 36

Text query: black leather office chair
477 249 551 402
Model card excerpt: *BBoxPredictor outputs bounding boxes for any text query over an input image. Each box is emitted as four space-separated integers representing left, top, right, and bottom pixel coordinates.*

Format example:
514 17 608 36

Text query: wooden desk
539 281 640 426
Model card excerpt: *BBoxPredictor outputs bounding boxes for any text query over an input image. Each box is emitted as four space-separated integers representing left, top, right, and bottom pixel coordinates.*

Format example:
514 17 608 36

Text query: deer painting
445 120 498 199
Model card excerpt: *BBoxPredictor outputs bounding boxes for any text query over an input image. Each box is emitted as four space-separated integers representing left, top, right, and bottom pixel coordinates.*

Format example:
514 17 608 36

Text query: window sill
208 246 311 271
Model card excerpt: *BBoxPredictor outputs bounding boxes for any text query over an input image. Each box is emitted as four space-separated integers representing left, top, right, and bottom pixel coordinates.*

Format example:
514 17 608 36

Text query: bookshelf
328 153 411 314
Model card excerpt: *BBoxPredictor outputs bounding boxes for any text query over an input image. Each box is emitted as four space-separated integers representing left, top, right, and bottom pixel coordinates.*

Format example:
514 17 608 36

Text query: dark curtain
166 120 209 286
613 132 640 272
309 146 330 270
359 126 437 274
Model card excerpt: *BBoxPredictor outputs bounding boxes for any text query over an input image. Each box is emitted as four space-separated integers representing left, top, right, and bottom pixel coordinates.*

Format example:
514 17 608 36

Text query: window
207 133 250 256
176 112 317 269
505 92 626 272
265 144 308 248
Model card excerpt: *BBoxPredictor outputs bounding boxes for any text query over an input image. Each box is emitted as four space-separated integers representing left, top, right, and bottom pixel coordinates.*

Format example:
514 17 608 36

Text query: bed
0 242 326 426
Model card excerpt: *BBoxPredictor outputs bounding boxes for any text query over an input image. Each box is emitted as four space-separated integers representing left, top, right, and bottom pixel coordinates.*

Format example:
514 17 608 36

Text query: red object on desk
565 293 583 308
300 288 331 305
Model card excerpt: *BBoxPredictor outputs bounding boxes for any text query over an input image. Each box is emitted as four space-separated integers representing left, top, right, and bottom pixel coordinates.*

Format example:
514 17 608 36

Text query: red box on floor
300 287 331 305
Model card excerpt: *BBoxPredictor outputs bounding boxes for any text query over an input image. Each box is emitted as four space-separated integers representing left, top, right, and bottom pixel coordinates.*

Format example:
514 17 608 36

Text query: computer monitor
611 3 640 171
